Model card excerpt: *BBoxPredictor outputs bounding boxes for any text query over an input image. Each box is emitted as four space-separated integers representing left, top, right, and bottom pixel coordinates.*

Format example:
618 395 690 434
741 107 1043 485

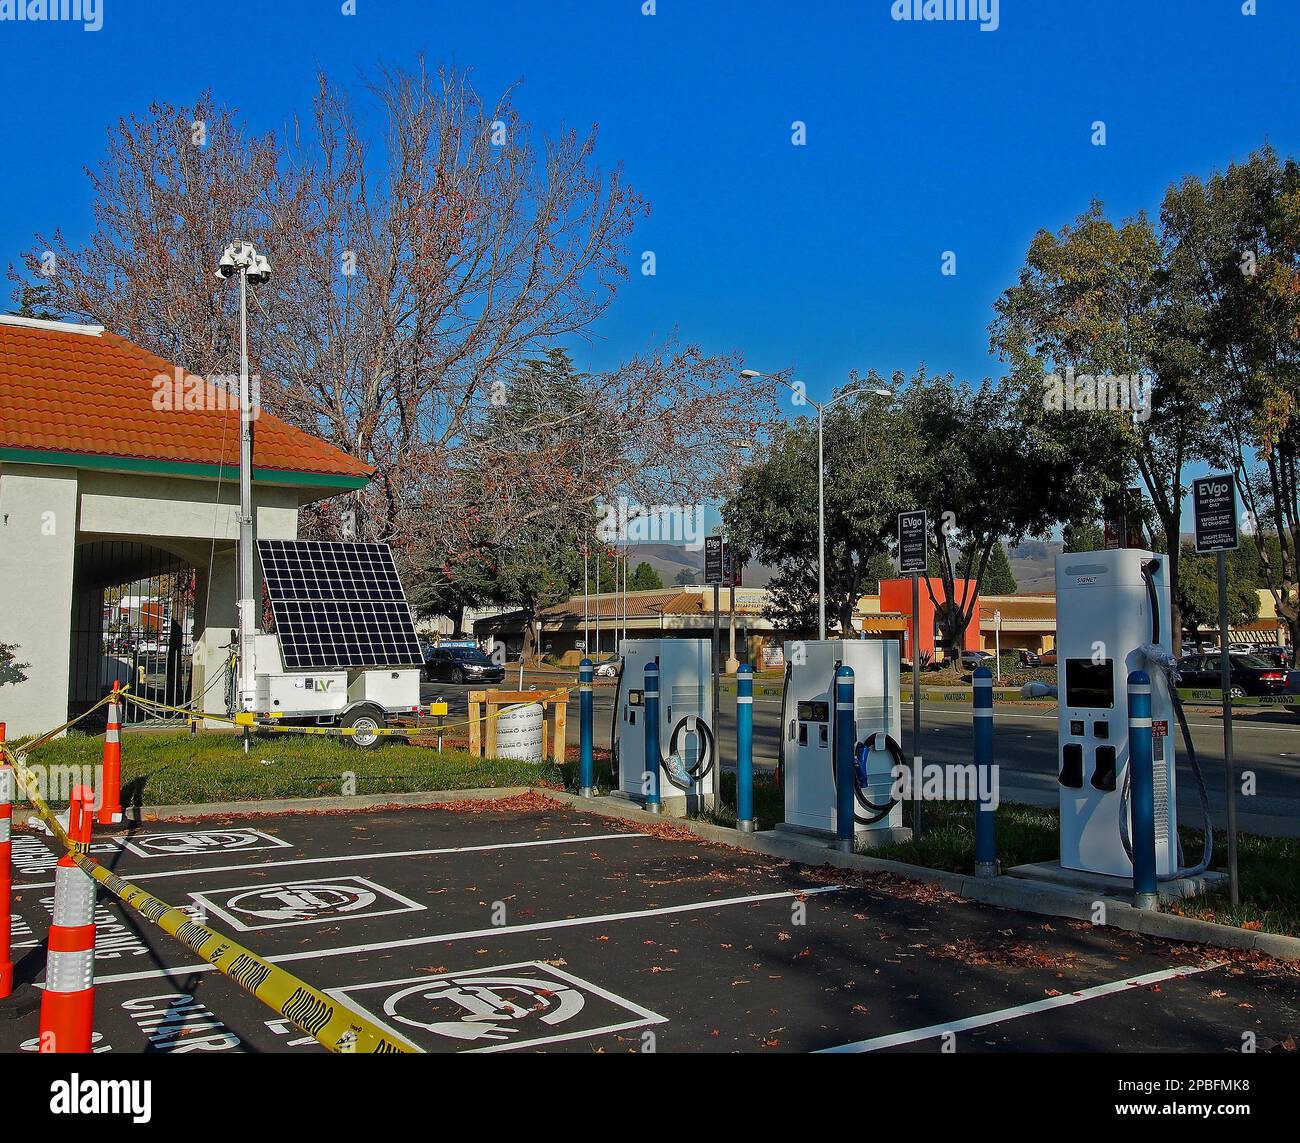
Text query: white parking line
16 832 642 889
817 962 1221 1052
93 885 844 986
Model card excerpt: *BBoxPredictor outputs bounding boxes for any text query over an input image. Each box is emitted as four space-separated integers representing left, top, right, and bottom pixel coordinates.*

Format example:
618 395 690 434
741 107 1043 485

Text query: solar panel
258 539 424 670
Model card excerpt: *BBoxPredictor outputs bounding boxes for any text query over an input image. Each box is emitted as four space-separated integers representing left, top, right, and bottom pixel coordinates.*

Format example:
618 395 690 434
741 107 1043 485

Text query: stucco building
0 315 370 737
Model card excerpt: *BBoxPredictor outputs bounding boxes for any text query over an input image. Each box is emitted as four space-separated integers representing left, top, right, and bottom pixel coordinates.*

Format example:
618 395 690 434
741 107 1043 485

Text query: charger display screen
1065 659 1115 709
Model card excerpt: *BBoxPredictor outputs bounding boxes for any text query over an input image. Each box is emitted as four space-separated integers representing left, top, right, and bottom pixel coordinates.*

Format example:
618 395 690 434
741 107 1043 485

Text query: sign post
898 510 928 842
705 535 725 811
1193 474 1240 905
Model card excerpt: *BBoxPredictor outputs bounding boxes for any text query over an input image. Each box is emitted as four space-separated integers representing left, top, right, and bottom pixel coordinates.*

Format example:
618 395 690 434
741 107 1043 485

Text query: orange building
877 578 982 662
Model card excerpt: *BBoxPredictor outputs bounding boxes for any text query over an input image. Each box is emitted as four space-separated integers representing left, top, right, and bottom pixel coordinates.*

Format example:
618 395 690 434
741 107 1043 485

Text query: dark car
422 645 505 685
1017 649 1041 668
1177 652 1289 698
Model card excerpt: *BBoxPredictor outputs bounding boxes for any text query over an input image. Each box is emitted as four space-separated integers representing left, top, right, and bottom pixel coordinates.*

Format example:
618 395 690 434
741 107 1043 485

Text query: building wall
0 463 309 736
878 578 981 660
0 465 80 736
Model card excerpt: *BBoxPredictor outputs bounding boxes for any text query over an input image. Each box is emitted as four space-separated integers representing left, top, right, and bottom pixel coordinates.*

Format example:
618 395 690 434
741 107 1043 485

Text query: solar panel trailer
251 539 424 746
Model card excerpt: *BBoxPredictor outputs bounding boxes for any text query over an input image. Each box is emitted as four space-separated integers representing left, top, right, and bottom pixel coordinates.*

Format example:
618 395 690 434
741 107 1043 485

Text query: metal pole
817 408 826 640
583 547 589 657
595 550 601 661
236 266 257 714
736 665 755 832
973 667 997 876
1128 669 1159 911
911 570 922 842
1218 550 1240 905
834 665 855 852
579 658 595 797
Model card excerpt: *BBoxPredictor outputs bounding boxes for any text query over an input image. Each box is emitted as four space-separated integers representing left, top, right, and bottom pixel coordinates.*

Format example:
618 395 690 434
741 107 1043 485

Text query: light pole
724 438 753 673
216 240 270 715
741 370 892 640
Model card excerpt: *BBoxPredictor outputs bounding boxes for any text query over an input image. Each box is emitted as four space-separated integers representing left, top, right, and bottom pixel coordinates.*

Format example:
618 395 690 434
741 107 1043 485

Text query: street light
216 240 271 715
741 368 894 639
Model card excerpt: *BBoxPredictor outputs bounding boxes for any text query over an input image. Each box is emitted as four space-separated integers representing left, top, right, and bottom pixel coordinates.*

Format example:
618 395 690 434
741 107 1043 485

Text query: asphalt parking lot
3 795 1296 1054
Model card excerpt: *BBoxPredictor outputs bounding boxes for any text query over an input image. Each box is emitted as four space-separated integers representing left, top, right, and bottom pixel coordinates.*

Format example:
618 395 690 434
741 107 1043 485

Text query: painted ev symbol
225 882 378 922
383 975 586 1042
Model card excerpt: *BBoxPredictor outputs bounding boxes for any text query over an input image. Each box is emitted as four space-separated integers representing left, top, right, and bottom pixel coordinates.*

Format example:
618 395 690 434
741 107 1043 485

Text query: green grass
868 799 1300 939
16 728 569 808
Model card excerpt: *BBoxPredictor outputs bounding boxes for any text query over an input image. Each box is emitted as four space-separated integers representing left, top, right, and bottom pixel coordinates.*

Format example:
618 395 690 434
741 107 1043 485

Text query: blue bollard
835 665 856 852
973 667 998 877
736 664 755 832
1128 669 1159 911
579 658 595 797
644 660 661 814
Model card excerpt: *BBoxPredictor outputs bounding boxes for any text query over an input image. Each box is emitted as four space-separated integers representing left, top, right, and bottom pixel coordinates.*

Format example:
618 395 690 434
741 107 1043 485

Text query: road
422 675 1300 838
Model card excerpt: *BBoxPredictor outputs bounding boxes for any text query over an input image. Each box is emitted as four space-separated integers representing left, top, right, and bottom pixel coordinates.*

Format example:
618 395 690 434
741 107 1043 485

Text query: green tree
629 561 664 590
899 370 1086 660
724 382 907 634
1062 520 1106 553
1176 542 1261 636
991 199 1213 653
1161 145 1300 650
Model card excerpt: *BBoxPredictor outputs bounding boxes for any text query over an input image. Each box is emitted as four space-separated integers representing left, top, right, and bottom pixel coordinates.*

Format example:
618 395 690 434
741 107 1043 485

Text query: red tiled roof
0 318 372 483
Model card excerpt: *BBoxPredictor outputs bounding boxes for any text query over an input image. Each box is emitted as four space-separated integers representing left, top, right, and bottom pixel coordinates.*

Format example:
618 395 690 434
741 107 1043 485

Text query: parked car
1254 645 1293 670
593 656 622 679
422 645 505 685
1017 649 1041 668
1037 649 1058 669
1177 652 1289 698
959 650 994 670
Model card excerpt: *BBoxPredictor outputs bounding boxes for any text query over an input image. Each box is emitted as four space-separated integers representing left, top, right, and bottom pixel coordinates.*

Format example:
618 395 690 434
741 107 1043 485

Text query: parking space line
93 885 845 986
16 831 640 889
816 962 1221 1053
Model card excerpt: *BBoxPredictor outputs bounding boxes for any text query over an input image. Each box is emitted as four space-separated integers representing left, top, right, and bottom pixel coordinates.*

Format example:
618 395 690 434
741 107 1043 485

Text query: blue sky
1 0 1296 407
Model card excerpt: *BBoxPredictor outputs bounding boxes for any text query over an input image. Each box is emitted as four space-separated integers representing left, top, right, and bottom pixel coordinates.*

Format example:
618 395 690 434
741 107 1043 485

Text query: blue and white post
1128 669 1159 911
578 658 595 798
973 666 998 877
643 660 662 814
736 664 755 833
834 665 856 853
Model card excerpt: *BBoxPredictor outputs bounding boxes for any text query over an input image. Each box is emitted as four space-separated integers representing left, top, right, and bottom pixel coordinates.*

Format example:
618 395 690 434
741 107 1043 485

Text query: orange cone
38 785 96 1052
0 722 13 998
97 682 123 827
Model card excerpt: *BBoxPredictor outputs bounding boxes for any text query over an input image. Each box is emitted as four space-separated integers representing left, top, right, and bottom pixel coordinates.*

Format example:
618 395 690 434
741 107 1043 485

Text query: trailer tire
341 705 385 749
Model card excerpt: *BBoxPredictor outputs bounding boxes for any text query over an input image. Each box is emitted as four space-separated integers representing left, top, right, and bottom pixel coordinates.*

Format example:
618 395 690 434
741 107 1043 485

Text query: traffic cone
97 682 123 827
38 785 96 1052
0 722 13 998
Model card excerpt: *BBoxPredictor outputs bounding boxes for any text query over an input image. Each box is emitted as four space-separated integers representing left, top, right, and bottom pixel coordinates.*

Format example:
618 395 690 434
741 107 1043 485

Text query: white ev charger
776 639 908 842
612 638 716 815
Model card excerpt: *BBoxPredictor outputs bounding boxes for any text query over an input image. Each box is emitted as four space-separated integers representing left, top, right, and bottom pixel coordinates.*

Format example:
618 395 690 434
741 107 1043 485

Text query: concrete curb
81 783 1300 964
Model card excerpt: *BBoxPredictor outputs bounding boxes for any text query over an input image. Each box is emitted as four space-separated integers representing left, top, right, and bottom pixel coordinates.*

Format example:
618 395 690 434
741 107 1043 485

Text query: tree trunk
451 603 466 638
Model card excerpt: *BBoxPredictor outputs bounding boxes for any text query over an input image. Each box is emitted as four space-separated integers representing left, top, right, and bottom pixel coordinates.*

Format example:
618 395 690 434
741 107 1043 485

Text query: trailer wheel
341 706 385 749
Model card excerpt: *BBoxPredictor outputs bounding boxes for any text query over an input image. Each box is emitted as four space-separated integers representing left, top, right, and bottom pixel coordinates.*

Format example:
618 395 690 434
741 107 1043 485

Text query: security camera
216 248 239 279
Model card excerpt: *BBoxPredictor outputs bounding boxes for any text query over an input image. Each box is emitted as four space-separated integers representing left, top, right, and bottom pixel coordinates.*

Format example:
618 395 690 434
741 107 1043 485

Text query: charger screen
1065 659 1115 709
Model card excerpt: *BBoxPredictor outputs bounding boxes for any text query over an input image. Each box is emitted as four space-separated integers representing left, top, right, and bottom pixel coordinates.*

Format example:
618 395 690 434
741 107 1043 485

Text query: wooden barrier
468 689 569 763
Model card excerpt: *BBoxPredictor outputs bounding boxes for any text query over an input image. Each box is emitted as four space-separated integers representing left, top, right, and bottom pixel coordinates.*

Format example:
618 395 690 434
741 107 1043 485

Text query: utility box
779 639 906 841
253 635 348 717
615 638 714 815
1056 548 1178 878
348 668 421 710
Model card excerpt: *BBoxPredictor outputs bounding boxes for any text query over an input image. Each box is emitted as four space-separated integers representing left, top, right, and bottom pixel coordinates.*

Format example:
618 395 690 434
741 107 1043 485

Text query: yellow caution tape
2 745 419 1055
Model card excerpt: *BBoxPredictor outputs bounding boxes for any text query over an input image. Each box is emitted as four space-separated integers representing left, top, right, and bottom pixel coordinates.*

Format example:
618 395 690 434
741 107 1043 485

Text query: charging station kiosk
1055 548 1178 878
614 638 715 816
777 639 908 843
